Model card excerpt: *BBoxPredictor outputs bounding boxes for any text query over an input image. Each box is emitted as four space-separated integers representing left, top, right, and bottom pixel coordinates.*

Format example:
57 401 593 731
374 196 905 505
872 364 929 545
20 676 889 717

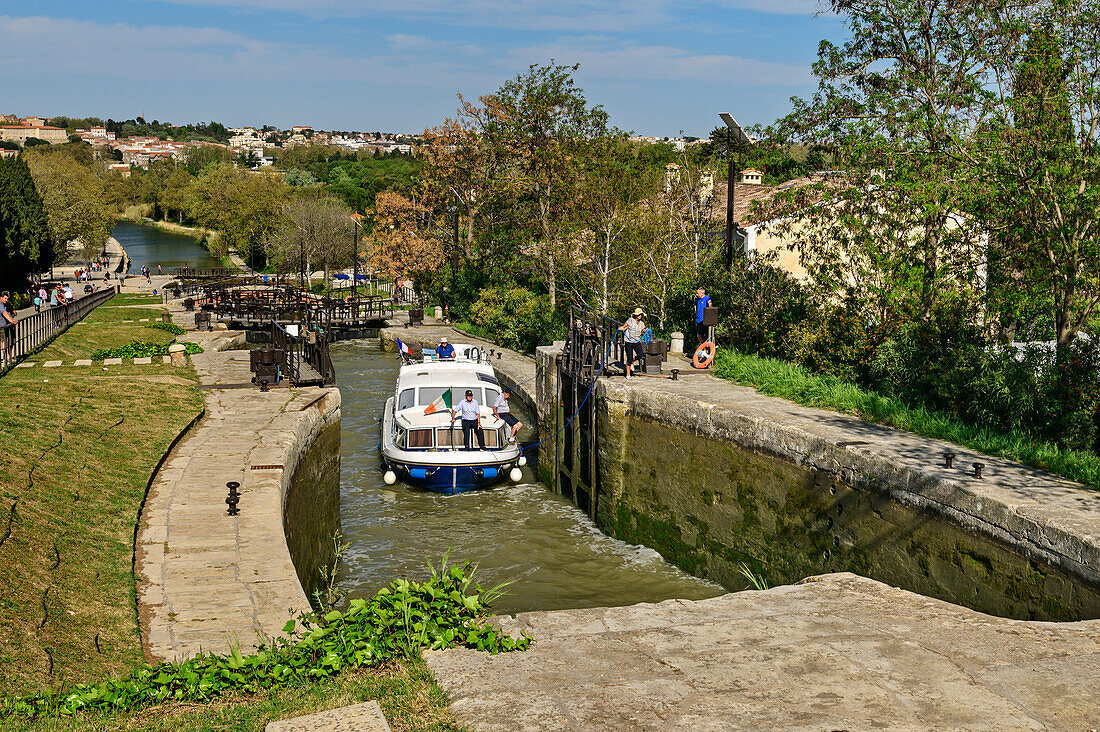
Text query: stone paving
136 297 340 662
426 573 1100 731
265 700 391 731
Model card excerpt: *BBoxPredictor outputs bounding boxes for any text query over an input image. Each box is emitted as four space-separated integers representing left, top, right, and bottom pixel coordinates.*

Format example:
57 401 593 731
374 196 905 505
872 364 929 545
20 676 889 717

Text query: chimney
740 168 764 185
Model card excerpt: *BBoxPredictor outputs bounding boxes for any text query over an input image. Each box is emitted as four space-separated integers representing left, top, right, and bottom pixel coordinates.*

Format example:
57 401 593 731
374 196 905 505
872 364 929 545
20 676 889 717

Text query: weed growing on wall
91 340 203 360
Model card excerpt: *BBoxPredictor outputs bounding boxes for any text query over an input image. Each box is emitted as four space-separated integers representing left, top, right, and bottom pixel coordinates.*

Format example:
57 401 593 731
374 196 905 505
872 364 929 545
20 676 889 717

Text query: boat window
436 426 460 448
397 389 415 410
407 428 433 449
483 428 500 449
395 427 405 449
419 386 483 406
485 387 500 405
418 386 450 407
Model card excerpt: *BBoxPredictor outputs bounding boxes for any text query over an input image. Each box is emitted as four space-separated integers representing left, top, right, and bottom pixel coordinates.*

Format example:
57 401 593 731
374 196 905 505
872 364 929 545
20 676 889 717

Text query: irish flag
424 388 453 415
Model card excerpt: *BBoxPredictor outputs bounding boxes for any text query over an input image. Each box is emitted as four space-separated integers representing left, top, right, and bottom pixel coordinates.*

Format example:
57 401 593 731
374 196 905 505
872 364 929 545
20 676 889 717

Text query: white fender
383 470 397 485
518 456 528 467
509 467 523 482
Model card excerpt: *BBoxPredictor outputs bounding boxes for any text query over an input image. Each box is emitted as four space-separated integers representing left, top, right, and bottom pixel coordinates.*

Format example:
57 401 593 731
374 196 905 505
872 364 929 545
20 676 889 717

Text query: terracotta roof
709 175 841 226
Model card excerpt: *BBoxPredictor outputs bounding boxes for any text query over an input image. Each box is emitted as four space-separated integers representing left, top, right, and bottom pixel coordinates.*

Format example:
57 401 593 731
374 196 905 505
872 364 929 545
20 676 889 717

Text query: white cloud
506 38 811 86
136 0 674 31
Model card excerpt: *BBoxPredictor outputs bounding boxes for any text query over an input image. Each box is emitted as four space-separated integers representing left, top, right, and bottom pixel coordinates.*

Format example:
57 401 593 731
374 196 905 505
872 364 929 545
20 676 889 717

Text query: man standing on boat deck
435 337 455 360
493 389 523 444
453 389 486 451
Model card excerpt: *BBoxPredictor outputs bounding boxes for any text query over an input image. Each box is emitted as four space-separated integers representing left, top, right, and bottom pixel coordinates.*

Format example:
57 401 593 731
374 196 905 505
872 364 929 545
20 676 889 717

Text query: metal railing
178 281 394 328
561 305 624 382
1 288 117 375
172 267 241 280
270 320 336 386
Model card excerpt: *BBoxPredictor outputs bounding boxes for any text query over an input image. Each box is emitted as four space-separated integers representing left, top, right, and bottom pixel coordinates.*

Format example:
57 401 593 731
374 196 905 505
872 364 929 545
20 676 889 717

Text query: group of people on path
31 284 74 312
616 288 712 379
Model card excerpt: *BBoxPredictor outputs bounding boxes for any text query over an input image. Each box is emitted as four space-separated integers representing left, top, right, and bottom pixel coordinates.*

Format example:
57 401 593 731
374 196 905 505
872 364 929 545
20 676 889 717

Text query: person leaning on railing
0 291 18 365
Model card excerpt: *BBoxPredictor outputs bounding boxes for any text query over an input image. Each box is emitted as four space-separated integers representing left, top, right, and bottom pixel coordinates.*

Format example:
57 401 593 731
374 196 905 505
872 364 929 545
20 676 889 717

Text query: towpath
135 297 340 662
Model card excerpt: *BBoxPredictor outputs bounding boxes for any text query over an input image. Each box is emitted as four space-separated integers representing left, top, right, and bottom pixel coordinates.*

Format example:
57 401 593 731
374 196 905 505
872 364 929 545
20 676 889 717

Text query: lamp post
719 113 755 269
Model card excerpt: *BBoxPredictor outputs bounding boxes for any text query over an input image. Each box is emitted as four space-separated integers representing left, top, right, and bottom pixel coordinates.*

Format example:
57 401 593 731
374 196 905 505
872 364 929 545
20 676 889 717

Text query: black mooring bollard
973 463 984 479
226 481 241 515
944 451 956 468
671 369 679 381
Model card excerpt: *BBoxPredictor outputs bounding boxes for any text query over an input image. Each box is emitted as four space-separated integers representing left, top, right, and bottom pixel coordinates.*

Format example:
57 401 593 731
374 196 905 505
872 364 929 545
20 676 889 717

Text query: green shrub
1 561 528 719
468 286 563 354
672 254 810 359
147 322 185 336
92 340 203 360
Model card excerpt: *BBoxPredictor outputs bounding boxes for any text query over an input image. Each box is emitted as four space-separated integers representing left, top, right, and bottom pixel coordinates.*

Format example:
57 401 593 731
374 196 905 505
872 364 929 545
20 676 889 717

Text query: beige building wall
0 126 69 145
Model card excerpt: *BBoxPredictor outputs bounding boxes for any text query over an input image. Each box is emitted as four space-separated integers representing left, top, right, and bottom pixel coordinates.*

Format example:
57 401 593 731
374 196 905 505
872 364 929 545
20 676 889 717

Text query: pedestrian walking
694 288 712 345
157 263 162 275
0 291 17 365
492 389 523 443
452 389 486 451
618 307 646 380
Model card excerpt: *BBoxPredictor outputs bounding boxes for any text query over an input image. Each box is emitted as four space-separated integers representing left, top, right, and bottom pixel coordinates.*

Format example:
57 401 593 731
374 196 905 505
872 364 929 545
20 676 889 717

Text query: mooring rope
519 335 618 454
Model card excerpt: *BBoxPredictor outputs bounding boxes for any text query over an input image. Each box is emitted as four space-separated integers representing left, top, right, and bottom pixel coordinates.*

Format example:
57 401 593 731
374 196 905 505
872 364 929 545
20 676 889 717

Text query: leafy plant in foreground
1 561 529 719
147 322 186 336
92 340 203 360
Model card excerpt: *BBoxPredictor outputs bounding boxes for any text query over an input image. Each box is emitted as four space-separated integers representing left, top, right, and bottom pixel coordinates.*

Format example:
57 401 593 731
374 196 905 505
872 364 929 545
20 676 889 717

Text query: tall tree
488 62 609 308
268 190 353 284
981 11 1100 345
0 156 52 289
773 0 1000 322
575 134 654 312
23 149 114 264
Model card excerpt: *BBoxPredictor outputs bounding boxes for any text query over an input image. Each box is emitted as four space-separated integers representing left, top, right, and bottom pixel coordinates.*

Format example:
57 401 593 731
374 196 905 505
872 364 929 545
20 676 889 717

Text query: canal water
112 221 221 272
332 339 723 614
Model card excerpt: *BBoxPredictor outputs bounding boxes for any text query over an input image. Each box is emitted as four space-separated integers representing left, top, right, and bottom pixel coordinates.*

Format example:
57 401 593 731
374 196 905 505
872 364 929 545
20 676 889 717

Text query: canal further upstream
333 339 723 614
112 221 221 272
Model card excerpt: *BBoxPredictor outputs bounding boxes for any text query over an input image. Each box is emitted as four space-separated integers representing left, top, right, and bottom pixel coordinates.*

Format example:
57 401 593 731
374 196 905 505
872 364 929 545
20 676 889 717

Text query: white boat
380 343 525 494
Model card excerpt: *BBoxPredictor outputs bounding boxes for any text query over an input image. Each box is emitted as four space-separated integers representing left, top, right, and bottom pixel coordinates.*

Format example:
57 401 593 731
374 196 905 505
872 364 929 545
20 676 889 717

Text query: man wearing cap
452 389 486 450
492 389 523 443
618 307 646 380
435 337 455 360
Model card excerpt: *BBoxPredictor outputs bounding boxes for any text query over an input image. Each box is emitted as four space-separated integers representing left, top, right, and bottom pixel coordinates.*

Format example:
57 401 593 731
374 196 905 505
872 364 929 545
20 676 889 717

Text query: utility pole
719 113 754 269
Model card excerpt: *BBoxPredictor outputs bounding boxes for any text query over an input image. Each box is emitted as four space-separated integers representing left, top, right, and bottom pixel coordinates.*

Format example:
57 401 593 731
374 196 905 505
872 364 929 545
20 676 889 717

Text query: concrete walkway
136 300 340 662
426 572 1100 731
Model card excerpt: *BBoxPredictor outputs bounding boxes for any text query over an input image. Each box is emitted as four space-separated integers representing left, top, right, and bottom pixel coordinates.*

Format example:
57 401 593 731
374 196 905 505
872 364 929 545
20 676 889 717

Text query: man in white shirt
492 389 522 443
452 389 486 450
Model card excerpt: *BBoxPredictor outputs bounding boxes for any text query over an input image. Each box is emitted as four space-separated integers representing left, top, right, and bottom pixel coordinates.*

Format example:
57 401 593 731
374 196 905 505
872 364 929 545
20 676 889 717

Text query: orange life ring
693 341 715 369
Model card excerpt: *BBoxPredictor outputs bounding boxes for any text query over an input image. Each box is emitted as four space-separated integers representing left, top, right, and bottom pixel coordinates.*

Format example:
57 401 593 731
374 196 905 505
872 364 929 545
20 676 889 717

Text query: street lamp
719 113 756 269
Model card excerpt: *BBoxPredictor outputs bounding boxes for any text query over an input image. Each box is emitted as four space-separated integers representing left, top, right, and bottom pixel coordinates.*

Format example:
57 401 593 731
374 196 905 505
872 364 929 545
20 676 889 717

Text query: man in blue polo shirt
435 337 455 359
694 288 712 345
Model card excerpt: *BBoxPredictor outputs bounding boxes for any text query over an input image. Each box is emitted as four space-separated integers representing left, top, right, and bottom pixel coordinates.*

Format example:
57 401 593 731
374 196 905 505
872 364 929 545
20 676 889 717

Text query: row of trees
376 62 739 328
0 143 116 290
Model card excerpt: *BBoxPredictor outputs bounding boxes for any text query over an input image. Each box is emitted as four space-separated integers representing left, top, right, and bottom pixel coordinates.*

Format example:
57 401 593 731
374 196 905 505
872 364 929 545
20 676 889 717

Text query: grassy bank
713 348 1100 490
0 294 203 696
0 294 469 730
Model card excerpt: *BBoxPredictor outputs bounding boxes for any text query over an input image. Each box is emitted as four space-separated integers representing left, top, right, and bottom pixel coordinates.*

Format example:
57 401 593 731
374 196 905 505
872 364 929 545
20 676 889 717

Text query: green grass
713 348 1100 490
0 659 461 732
0 294 467 731
0 332 203 696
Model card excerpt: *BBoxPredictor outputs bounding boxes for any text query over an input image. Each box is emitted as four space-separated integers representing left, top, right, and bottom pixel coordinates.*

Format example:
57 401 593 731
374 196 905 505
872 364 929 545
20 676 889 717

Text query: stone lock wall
283 418 342 604
600 414 1100 621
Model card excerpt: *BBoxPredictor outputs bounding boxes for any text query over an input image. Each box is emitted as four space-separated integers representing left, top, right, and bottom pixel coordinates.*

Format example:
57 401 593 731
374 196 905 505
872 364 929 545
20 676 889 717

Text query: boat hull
387 461 508 495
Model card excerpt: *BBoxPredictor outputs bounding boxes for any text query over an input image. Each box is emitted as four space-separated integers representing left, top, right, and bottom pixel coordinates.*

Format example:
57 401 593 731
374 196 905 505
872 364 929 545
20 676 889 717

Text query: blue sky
0 1 844 137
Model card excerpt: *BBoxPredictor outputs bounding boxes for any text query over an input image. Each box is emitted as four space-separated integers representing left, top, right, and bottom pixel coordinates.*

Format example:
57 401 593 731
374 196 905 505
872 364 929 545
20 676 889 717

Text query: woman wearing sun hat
618 307 646 380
